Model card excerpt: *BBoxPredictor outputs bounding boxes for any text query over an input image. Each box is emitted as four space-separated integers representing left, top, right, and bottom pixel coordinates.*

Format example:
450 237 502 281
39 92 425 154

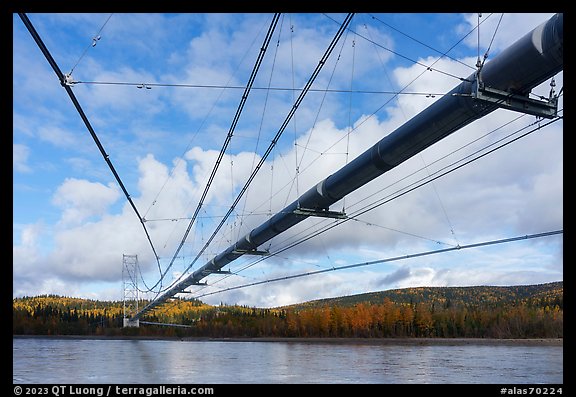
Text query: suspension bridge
18 13 563 328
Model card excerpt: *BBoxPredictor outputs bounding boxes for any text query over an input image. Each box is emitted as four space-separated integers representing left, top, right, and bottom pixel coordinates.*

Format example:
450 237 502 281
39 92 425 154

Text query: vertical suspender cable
158 13 282 290
174 13 356 281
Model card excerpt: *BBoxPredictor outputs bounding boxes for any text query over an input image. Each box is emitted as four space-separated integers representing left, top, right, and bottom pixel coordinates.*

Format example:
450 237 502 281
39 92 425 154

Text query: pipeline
134 13 562 319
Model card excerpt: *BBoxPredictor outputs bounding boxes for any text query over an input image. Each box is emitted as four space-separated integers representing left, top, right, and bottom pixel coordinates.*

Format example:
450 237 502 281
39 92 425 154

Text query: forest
12 282 563 339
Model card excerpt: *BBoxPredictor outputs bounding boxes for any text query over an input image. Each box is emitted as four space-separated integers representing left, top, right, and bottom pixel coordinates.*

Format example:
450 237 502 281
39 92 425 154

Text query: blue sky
13 13 563 307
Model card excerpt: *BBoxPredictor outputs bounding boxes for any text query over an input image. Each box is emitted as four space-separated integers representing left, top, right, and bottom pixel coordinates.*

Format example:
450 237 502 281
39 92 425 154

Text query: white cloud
458 13 557 55
196 249 563 307
37 125 82 149
20 223 42 247
13 144 31 173
52 178 121 226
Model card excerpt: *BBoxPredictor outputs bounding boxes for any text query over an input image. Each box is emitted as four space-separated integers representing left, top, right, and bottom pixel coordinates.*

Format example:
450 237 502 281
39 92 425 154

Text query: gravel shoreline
13 335 563 346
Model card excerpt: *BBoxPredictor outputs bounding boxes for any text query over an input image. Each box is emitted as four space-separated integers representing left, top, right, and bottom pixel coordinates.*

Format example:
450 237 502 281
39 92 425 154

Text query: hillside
13 281 563 338
281 281 564 310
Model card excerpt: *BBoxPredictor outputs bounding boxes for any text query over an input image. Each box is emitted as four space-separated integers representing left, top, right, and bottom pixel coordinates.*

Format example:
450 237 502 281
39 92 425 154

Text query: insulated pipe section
244 12 564 249
134 13 562 320
476 12 562 95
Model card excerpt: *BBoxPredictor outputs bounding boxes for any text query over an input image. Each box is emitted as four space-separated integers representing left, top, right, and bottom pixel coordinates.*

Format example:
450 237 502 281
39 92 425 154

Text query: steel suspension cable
74 80 450 97
323 13 472 83
266 115 564 259
68 13 114 76
165 13 355 293
286 24 352 209
197 114 562 291
368 13 477 71
235 14 285 243
156 13 282 292
143 17 278 255
243 11 497 218
192 229 563 299
18 13 164 287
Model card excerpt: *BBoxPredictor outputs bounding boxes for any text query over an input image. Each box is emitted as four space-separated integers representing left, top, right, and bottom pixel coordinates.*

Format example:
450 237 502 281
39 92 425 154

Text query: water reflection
13 338 563 384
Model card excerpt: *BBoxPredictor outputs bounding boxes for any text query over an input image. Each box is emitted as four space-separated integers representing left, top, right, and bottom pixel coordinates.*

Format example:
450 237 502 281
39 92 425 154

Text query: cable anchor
63 73 77 86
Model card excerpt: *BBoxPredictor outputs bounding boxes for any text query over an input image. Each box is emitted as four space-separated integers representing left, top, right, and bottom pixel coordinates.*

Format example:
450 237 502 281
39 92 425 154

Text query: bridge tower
122 254 140 327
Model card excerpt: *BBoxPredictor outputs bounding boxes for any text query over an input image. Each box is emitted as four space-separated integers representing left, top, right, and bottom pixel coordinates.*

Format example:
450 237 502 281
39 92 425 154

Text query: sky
13 12 563 309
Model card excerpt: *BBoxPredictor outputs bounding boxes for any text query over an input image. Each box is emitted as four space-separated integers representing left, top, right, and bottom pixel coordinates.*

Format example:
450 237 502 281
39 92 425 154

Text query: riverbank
13 334 563 346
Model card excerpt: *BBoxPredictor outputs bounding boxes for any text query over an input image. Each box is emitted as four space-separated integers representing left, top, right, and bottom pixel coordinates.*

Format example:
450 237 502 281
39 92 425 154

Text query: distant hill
280 281 563 310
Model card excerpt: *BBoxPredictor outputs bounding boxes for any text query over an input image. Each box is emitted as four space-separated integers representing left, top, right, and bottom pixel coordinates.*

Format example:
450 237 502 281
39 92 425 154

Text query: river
13 337 563 384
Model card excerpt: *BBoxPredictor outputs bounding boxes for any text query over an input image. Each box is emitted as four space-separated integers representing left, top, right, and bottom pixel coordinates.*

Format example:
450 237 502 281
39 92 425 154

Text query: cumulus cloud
52 178 121 226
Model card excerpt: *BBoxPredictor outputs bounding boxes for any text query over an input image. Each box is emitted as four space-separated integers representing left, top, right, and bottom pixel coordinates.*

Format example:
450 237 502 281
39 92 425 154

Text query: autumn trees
13 283 563 339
